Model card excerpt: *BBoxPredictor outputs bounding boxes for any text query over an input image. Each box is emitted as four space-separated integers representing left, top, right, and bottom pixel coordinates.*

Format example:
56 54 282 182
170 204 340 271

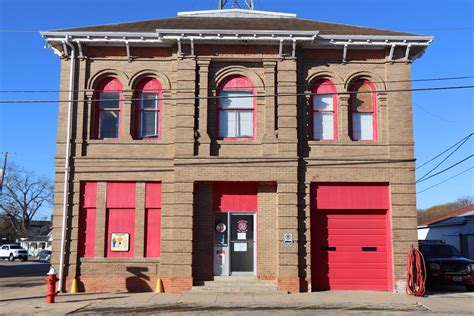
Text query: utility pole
0 152 15 193
218 0 254 10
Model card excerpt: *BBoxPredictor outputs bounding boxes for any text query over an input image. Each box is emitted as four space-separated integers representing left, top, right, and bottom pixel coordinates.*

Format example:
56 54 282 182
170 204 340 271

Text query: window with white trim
217 76 255 139
350 80 377 141
312 80 337 141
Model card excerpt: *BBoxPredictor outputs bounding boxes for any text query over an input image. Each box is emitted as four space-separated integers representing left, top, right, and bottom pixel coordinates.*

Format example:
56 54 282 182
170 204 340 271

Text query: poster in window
111 233 130 252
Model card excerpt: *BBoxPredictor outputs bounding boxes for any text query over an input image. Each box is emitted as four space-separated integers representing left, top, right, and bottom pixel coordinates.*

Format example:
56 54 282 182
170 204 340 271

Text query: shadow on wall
126 267 152 292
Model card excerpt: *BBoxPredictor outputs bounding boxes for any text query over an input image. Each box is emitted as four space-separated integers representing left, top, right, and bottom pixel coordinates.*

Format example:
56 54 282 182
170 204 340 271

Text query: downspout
58 35 75 293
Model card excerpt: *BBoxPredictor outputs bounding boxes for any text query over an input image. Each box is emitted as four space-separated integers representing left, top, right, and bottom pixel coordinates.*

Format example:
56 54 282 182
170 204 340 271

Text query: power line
416 155 474 184
416 133 473 170
417 134 473 182
0 75 472 94
0 85 473 105
417 167 474 194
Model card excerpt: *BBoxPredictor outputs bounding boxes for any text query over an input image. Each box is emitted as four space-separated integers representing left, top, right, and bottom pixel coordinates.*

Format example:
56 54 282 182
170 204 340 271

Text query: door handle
362 246 377 251
321 246 336 251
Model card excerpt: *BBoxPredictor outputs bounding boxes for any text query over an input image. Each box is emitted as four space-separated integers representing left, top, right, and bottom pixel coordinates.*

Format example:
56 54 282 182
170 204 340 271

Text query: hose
406 247 427 296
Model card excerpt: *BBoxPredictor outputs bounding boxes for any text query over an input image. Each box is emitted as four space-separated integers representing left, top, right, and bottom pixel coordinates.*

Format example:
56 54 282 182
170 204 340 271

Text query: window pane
140 93 158 110
313 95 334 111
352 113 373 140
237 110 254 138
220 90 253 109
140 111 158 138
219 110 236 138
100 92 120 109
313 112 334 140
99 110 119 138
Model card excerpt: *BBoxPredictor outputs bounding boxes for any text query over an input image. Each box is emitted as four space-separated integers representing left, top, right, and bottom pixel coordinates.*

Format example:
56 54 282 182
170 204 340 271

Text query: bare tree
0 163 53 237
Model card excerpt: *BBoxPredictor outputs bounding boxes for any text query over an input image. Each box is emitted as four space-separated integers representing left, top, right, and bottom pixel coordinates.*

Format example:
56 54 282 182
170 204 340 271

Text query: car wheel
466 284 474 291
8 254 14 262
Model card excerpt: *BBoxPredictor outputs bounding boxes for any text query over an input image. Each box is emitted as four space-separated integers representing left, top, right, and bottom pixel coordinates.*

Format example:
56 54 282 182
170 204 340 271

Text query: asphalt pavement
0 260 49 278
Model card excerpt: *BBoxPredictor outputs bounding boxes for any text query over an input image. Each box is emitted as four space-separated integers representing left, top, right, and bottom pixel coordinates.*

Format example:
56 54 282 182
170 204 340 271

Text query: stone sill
80 257 161 264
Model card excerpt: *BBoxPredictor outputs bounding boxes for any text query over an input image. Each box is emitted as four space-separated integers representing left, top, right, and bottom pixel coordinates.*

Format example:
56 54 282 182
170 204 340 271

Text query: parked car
37 250 52 262
419 241 473 291
0 244 28 262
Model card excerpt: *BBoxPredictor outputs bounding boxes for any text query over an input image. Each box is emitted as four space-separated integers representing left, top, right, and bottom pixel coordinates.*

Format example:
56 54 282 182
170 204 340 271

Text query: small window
135 78 161 139
217 76 255 139
311 80 337 141
94 78 122 139
350 80 377 141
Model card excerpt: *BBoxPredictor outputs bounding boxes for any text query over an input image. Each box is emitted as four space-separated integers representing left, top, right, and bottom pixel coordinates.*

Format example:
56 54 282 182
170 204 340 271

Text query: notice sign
283 232 293 247
234 243 247 252
111 233 130 252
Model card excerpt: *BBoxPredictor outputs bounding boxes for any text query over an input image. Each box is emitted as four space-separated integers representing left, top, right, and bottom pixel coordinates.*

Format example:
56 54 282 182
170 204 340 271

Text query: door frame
229 212 257 276
214 212 257 276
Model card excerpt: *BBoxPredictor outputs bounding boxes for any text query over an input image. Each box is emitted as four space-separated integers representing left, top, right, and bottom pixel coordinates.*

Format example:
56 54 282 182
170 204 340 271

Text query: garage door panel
328 262 388 269
322 228 386 235
324 235 387 245
311 184 391 291
326 269 388 279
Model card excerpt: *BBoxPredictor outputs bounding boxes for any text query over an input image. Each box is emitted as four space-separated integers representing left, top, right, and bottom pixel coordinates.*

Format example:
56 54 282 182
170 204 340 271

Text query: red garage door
311 184 393 291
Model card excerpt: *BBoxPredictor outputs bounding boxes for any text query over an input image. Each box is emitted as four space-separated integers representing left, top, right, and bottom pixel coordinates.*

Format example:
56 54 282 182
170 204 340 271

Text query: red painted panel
106 208 135 258
145 208 161 258
311 209 390 291
78 182 97 258
78 208 96 258
81 182 97 208
107 182 136 208
213 182 258 212
145 182 162 208
315 184 389 210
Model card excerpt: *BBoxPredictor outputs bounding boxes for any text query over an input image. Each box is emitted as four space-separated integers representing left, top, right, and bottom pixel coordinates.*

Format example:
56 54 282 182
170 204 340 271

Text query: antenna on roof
218 0 254 10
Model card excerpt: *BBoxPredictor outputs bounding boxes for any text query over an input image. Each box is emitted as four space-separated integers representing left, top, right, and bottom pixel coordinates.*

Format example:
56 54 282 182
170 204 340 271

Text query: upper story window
311 79 337 141
134 78 161 139
94 77 122 139
217 76 255 139
349 79 377 141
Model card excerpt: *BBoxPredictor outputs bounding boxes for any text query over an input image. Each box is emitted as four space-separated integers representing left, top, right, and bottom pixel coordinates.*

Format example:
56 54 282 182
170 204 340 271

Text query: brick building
41 5 433 293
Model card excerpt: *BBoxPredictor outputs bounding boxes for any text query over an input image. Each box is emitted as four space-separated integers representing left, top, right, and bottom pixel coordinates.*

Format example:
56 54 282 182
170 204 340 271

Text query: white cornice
177 9 296 19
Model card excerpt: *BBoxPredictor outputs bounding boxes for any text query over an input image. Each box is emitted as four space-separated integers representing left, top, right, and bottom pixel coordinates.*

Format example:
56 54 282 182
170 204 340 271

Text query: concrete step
191 277 284 294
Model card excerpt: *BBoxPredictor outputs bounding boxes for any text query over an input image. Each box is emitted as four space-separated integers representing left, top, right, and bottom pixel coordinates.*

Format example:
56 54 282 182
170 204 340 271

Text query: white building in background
418 205 474 259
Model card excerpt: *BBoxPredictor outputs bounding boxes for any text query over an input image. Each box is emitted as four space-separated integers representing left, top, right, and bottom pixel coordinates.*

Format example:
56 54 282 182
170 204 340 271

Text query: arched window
217 75 256 139
349 79 377 141
311 79 337 141
134 78 162 139
94 77 122 139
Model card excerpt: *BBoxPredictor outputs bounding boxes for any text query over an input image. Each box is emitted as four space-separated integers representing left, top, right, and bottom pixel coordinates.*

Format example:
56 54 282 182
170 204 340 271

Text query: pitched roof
51 16 416 37
419 204 474 226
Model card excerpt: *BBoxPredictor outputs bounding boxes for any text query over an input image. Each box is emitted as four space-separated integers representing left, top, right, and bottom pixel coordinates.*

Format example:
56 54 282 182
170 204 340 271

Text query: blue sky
0 0 472 216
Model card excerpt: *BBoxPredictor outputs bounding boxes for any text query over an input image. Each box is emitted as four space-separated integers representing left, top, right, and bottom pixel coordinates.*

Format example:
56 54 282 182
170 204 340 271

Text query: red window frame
144 182 162 258
94 77 123 140
216 75 256 140
310 79 338 142
105 182 136 258
78 182 97 258
349 79 378 142
134 78 162 140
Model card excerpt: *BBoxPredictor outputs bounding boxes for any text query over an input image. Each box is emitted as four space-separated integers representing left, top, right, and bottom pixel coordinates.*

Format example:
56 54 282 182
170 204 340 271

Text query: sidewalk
0 285 472 315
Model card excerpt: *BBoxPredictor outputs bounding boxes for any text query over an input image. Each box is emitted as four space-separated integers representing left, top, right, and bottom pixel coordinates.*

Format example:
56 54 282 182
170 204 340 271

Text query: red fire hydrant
46 267 59 304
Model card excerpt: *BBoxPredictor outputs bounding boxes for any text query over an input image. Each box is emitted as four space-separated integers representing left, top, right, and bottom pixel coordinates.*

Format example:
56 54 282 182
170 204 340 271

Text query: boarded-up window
350 81 376 141
145 182 162 258
78 182 97 258
105 182 136 258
